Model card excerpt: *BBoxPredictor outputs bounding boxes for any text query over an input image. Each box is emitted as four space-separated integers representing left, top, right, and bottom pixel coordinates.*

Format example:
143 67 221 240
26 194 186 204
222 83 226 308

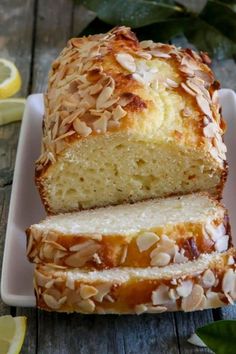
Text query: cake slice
34 248 236 313
36 26 227 214
26 194 230 269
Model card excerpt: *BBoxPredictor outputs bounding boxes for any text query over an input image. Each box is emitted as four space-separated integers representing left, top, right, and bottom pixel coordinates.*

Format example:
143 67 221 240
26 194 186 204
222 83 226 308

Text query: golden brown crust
34 249 236 313
26 214 230 269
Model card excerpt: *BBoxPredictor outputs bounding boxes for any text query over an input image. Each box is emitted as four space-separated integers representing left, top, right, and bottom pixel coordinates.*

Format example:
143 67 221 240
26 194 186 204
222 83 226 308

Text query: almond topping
202 269 216 288
176 280 193 298
96 86 114 109
181 82 196 96
73 119 92 137
205 290 225 308
203 122 219 138
222 269 235 294
136 231 159 252
43 293 61 309
80 284 98 299
78 299 95 313
215 235 229 253
146 305 168 313
196 94 212 117
112 105 127 121
181 284 204 312
150 252 171 267
152 285 170 305
93 283 112 302
115 53 136 73
93 116 108 133
135 304 148 315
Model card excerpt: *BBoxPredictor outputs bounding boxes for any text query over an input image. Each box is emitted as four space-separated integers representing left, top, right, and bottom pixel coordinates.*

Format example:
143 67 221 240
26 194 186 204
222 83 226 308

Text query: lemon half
0 98 26 126
0 315 27 354
0 59 22 98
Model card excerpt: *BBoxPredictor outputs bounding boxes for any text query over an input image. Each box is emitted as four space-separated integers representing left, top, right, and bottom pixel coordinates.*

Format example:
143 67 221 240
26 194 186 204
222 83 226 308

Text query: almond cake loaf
26 194 230 269
36 26 227 214
34 248 236 314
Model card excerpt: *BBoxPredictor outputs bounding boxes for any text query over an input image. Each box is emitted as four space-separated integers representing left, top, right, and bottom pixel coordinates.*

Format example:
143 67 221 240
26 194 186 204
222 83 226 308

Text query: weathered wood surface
0 1 236 353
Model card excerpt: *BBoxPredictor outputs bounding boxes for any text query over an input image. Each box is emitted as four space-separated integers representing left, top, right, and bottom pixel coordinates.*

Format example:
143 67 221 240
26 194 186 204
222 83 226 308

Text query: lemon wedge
0 59 22 98
0 98 26 126
0 315 27 354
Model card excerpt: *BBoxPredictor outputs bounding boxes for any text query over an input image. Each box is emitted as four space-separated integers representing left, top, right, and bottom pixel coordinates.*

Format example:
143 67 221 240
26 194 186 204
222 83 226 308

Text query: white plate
1 90 236 307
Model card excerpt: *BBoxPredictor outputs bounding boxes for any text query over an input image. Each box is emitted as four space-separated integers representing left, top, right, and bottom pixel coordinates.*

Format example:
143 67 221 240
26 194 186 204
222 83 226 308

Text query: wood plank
174 311 213 353
37 312 179 354
31 0 74 93
216 306 236 320
0 186 12 315
0 0 35 187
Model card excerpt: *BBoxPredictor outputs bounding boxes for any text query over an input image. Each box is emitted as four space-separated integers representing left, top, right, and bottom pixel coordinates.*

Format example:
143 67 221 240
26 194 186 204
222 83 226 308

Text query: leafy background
78 0 236 60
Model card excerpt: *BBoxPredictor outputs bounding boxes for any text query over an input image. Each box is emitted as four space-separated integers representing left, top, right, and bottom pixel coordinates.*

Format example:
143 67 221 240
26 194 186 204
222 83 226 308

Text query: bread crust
26 215 230 269
34 249 236 313
34 26 227 214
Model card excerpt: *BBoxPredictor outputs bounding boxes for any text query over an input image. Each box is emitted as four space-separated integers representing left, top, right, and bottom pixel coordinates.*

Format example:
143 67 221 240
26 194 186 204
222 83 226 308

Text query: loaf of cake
36 26 227 214
26 194 230 269
34 249 236 313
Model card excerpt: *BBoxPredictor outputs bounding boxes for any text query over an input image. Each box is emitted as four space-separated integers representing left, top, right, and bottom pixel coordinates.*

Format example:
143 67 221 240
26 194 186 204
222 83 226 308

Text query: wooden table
0 1 236 353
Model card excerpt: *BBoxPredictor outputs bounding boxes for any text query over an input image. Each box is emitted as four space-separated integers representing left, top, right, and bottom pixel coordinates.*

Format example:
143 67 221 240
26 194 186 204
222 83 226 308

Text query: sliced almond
80 284 98 299
120 245 128 264
93 115 108 133
66 276 75 290
135 304 148 315
215 235 229 253
43 293 61 309
150 252 171 267
42 243 55 260
181 82 196 96
78 299 95 313
115 53 136 73
112 105 127 121
202 269 216 288
181 284 204 312
203 122 218 138
146 305 167 313
136 231 159 252
93 283 112 302
73 119 92 137
196 94 212 117
176 280 193 298
166 78 179 88
206 290 225 308
222 269 235 294
152 285 170 305
168 289 180 301
96 86 114 109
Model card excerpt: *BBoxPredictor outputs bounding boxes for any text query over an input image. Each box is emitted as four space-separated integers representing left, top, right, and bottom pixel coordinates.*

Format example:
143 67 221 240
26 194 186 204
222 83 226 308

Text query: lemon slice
0 315 27 354
0 98 26 126
0 59 22 98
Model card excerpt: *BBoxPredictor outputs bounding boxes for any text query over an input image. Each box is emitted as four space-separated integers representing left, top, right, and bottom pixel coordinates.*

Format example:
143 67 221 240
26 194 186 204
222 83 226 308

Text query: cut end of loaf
37 134 225 214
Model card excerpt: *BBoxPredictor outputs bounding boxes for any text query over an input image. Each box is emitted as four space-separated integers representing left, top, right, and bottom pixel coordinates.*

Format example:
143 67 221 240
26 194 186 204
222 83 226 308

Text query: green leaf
196 320 236 354
81 0 183 28
134 17 191 42
80 18 112 36
184 17 236 59
217 0 236 12
200 0 236 43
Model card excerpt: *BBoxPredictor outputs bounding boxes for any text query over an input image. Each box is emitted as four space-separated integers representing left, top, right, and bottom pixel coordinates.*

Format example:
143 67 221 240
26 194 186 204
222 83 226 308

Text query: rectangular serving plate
1 90 236 307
